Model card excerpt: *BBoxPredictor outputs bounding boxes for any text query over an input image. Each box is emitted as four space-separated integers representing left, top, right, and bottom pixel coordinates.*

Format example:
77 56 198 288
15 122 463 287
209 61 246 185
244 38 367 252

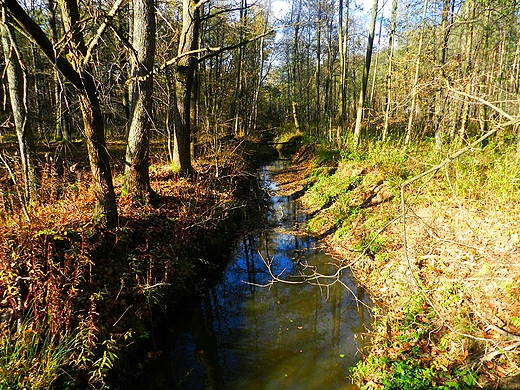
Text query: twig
143 282 171 290
83 0 125 67
480 341 520 362
112 304 133 328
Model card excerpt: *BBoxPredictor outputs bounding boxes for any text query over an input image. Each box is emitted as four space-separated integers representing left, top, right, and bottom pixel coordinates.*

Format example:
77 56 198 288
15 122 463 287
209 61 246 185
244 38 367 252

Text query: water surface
150 160 371 389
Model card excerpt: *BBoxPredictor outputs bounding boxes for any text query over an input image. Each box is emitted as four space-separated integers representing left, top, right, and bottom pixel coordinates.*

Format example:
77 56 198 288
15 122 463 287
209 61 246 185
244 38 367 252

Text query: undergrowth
0 138 252 388
294 135 520 389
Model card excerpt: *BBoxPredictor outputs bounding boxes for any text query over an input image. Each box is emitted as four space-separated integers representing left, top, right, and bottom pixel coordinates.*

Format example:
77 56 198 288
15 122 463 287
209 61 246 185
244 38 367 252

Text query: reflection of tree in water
144 161 372 389
192 294 223 390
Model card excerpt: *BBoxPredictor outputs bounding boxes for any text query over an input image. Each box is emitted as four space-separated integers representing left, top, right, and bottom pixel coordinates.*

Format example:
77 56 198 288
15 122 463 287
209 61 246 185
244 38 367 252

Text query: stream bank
274 142 520 390
0 137 280 389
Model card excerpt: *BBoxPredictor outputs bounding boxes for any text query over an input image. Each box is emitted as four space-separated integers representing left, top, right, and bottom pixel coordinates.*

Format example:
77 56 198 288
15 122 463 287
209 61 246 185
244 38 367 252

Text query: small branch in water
247 251 372 312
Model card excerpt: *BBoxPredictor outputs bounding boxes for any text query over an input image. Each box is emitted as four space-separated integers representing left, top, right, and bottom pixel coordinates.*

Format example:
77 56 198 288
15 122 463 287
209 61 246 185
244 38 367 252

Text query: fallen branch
400 91 519 343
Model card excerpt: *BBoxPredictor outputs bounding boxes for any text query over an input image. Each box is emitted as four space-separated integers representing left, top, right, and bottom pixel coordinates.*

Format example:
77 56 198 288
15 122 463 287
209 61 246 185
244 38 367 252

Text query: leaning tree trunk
57 0 118 227
0 7 39 202
124 0 156 201
5 0 119 227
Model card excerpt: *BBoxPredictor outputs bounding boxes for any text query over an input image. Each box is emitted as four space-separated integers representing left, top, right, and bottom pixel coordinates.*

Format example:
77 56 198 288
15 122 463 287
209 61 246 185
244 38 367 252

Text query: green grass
0 326 74 388
350 294 477 390
0 318 119 389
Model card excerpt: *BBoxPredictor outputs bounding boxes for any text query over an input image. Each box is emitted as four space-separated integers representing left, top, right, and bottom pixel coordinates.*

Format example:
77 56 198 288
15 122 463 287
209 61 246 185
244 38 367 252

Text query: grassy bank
0 136 264 388
275 135 520 389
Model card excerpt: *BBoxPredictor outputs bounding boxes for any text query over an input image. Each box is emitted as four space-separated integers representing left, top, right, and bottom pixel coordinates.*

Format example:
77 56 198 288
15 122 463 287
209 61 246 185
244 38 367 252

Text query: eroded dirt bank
274 144 520 389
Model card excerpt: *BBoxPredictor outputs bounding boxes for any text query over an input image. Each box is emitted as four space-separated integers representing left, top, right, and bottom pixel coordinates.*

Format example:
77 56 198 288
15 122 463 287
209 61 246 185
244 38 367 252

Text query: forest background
0 0 519 388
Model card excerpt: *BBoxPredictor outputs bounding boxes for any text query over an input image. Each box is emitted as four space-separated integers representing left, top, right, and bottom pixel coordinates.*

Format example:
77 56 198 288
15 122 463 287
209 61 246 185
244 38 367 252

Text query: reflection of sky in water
162 161 371 389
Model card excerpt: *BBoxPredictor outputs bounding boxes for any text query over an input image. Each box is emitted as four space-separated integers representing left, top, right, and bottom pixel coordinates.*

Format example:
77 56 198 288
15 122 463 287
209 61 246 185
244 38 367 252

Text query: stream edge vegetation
0 135 277 389
272 128 520 390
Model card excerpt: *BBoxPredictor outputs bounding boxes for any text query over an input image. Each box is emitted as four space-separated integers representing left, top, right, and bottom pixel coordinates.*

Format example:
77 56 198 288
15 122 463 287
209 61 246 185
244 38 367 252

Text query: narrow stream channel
142 160 371 389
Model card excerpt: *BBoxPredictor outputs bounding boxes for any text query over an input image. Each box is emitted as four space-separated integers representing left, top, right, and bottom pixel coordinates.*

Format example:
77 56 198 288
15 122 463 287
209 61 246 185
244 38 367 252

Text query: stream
138 160 371 389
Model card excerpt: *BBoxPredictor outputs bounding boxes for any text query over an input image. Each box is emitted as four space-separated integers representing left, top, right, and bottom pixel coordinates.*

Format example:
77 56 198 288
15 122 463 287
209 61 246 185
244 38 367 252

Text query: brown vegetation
0 138 253 387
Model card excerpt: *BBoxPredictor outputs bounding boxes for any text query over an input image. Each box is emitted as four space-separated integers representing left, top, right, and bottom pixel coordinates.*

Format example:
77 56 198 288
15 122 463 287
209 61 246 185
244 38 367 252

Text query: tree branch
83 0 126 67
3 0 84 92
445 81 517 122
160 29 275 70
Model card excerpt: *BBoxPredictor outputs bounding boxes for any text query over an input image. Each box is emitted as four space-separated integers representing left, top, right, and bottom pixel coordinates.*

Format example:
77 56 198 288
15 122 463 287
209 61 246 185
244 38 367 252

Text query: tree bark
0 6 39 202
404 0 429 145
315 0 322 135
337 0 349 138
47 0 67 141
171 0 200 176
382 0 398 142
353 0 378 145
249 0 270 133
124 0 156 202
5 0 119 227
58 0 118 227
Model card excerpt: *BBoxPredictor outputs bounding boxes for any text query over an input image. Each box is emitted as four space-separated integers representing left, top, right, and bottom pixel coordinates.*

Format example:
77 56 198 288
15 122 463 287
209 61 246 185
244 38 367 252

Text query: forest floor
0 136 271 388
274 142 520 390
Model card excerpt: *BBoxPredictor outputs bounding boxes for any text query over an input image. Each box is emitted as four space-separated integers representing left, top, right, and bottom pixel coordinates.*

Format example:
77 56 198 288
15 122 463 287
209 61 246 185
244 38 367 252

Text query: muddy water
150 160 371 389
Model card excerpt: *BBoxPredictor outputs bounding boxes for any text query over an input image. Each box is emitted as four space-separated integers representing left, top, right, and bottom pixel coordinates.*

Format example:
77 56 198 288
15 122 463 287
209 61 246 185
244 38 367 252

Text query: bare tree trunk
457 0 475 144
404 0 428 145
31 44 46 138
369 14 383 108
4 0 120 228
57 0 118 227
292 101 300 132
250 0 270 133
510 35 520 94
0 7 39 202
382 0 398 142
337 0 349 140
432 0 454 150
124 0 156 202
230 0 247 136
47 0 66 141
353 0 378 145
290 0 302 133
172 0 200 176
315 0 322 135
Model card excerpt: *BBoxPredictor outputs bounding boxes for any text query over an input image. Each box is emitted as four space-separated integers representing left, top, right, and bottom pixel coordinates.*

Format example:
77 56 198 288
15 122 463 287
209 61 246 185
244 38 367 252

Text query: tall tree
4 0 120 228
404 0 429 145
250 0 271 133
124 0 156 201
1 5 39 202
57 0 120 226
337 0 349 136
382 0 398 142
314 0 322 135
171 0 201 176
353 0 378 145
47 0 68 141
